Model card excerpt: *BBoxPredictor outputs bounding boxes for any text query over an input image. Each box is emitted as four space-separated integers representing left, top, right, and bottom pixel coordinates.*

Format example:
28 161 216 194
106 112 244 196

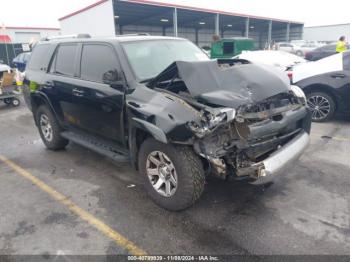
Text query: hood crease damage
150 60 292 108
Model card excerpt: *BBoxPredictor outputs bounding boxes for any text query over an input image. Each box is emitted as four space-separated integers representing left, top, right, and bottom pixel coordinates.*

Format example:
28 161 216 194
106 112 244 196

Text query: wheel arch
302 84 339 110
31 92 60 126
128 119 167 170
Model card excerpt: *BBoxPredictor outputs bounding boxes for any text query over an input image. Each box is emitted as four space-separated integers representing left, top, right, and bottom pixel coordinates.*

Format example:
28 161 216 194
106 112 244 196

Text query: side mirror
102 69 124 88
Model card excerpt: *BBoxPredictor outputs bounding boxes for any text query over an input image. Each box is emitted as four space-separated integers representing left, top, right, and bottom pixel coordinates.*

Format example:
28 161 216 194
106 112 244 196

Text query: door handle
331 73 346 78
72 88 85 97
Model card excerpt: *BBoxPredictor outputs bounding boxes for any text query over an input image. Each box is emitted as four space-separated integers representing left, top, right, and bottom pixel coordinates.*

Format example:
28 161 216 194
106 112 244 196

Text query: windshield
121 39 210 80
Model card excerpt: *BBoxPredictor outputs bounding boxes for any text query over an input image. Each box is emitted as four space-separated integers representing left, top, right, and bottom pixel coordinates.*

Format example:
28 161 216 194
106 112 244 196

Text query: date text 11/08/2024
127 255 220 261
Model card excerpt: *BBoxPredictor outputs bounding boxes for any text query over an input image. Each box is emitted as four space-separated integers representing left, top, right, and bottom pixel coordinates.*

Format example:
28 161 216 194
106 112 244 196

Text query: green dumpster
211 37 255 59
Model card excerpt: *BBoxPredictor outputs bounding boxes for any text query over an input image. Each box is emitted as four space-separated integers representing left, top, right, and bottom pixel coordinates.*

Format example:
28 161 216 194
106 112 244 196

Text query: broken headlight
291 85 307 105
188 108 236 138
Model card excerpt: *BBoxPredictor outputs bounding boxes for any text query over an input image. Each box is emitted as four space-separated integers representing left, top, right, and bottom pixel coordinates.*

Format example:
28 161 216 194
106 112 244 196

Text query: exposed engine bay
147 59 311 181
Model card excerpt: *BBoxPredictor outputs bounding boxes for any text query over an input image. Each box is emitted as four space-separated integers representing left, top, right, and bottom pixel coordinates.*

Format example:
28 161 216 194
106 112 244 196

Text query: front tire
306 91 336 122
138 139 205 211
36 105 69 150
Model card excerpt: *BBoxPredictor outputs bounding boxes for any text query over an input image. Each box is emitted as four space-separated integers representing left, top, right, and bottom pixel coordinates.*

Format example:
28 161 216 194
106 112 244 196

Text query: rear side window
27 44 51 70
80 44 118 83
52 44 78 77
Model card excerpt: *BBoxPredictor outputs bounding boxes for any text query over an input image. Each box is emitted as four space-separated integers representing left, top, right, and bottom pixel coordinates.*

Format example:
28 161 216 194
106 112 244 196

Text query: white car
235 50 307 79
277 41 319 57
276 42 296 53
294 43 319 57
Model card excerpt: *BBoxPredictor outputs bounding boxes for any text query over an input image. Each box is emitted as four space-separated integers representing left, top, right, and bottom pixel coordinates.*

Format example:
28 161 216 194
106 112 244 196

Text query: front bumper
248 130 310 185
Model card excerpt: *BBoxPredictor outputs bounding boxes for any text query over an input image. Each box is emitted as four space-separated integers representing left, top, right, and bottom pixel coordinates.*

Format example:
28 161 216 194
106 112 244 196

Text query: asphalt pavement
1 99 350 256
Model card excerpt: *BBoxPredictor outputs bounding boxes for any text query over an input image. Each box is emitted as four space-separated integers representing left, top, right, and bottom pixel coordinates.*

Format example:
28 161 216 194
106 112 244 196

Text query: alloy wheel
146 151 178 197
40 114 53 142
307 95 331 121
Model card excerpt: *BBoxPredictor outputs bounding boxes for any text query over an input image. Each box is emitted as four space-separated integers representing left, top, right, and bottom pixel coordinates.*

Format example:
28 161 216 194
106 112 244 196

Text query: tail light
287 71 293 81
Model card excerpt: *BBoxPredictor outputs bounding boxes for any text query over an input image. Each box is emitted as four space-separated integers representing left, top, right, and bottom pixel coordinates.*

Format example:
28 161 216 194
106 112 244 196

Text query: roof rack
41 34 91 41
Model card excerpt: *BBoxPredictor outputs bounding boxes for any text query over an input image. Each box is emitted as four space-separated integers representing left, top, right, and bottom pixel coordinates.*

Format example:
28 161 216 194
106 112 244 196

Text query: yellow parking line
0 154 147 256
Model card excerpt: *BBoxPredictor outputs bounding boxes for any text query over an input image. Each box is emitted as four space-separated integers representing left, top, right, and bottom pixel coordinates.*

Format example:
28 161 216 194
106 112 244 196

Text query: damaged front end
148 59 311 184
190 93 311 184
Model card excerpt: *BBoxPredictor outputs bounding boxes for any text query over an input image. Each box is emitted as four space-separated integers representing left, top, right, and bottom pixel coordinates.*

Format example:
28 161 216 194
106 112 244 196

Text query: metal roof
112 0 301 33
59 0 303 26
59 0 109 21
120 0 303 24
305 23 350 28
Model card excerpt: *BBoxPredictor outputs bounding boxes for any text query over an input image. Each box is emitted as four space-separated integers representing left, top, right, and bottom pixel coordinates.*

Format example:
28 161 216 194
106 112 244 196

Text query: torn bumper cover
245 131 310 185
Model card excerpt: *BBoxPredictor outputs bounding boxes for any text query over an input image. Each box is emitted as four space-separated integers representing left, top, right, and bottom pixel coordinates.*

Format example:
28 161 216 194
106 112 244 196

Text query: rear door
47 43 81 127
68 43 126 144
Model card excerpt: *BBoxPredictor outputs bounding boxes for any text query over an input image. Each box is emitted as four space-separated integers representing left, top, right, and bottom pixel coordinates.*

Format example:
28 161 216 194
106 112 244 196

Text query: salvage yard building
59 0 304 49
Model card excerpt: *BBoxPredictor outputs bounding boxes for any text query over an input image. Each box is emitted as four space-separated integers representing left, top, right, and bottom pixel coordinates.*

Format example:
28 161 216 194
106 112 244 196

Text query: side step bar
61 131 130 163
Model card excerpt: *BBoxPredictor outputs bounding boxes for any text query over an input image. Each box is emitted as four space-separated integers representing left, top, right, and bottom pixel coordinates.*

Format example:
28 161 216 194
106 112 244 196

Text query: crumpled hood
176 60 291 108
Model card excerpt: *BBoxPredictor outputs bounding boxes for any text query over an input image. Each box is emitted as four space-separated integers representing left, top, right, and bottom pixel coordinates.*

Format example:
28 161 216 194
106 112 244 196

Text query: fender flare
128 118 168 169
31 91 61 125
131 118 168 144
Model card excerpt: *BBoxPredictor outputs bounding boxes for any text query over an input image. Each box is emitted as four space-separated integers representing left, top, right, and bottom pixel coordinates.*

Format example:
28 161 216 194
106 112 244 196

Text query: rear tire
36 105 69 150
138 138 205 211
306 91 336 122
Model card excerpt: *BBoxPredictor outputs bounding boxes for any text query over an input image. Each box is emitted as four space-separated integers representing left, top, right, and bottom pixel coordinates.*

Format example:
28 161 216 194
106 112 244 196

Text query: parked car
305 44 350 61
23 35 311 210
294 43 319 57
293 51 350 122
277 42 318 57
276 42 296 53
234 50 307 79
12 52 31 72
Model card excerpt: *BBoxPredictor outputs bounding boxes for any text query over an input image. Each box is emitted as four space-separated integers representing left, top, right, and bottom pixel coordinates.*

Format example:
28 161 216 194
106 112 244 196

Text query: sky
0 0 346 28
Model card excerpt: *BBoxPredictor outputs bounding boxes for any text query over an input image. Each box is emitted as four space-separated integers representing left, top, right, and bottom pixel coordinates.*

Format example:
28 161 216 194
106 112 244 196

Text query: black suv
24 35 311 211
